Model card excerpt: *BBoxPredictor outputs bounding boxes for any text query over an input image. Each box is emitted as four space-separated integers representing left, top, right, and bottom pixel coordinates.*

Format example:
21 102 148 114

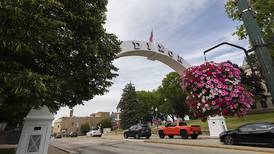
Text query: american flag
149 30 153 43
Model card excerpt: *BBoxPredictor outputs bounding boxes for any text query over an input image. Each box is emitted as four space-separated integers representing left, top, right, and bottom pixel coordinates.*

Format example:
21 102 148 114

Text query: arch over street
118 41 191 74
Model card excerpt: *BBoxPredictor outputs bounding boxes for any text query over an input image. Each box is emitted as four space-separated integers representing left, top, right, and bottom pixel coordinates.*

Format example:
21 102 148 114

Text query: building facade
110 112 121 130
242 60 274 113
52 111 110 135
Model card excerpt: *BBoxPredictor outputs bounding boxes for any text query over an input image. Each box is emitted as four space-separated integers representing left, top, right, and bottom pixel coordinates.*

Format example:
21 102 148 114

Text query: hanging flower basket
181 61 254 121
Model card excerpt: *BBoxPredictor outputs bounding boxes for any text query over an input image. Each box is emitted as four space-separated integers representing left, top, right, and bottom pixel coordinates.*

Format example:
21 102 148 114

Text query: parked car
158 122 202 139
69 132 78 137
86 128 102 137
220 122 274 146
123 124 151 139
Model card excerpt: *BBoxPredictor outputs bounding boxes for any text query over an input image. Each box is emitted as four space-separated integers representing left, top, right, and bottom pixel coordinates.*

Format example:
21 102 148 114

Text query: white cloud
105 0 210 40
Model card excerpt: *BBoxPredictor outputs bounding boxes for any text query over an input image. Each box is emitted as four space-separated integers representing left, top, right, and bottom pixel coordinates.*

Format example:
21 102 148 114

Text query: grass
187 112 274 131
0 148 15 154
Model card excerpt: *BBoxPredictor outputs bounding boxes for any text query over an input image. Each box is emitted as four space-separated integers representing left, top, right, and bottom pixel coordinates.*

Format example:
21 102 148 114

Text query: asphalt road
76 141 269 154
51 137 272 154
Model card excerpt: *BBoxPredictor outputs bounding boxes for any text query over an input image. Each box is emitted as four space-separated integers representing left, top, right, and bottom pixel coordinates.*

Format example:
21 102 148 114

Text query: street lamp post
236 0 274 100
154 107 158 128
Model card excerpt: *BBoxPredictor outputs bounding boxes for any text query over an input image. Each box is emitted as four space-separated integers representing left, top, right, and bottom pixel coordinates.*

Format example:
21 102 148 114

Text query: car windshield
91 127 99 130
165 123 176 127
238 124 255 131
179 122 187 126
141 125 149 128
238 123 274 131
253 123 274 130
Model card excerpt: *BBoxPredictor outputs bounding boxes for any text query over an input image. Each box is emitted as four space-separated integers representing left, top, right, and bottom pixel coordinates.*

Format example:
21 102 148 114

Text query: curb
124 139 145 142
144 140 274 153
50 144 78 154
198 136 219 139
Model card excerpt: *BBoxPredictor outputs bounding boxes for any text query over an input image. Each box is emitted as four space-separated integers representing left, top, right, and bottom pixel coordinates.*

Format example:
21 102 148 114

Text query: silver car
86 128 102 137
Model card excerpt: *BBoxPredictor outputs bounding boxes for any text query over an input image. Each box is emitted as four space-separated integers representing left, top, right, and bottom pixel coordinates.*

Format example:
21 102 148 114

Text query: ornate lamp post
154 107 158 128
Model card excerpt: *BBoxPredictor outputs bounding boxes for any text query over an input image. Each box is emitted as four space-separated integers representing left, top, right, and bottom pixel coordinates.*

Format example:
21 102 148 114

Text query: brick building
52 111 110 135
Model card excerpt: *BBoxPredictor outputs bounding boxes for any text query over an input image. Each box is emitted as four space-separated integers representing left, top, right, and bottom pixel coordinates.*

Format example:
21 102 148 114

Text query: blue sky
54 0 249 120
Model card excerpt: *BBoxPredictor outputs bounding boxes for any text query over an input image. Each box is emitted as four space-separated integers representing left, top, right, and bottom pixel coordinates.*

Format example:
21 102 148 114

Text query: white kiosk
16 106 54 154
207 115 227 137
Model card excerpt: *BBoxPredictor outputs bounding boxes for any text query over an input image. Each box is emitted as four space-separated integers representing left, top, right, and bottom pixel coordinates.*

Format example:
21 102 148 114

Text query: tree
225 0 274 57
136 90 160 123
97 118 112 129
158 72 189 121
80 123 90 134
0 0 120 126
241 69 265 102
117 83 140 129
241 54 265 103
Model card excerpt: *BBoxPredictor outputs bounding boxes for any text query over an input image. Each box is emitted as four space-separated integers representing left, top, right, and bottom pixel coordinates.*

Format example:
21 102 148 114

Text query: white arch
117 41 191 74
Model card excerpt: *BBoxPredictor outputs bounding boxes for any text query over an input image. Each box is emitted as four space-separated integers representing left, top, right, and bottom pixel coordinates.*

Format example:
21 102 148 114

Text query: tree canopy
117 73 189 129
80 123 90 134
0 0 120 125
136 90 160 123
158 72 189 121
97 118 112 129
117 83 140 129
225 0 274 57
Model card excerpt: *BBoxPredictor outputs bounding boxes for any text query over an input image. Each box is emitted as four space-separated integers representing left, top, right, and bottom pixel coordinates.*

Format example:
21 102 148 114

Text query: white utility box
207 115 227 137
16 106 54 154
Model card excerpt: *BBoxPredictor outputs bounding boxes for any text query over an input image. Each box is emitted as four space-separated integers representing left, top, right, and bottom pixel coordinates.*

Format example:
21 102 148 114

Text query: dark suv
69 132 78 137
123 124 151 139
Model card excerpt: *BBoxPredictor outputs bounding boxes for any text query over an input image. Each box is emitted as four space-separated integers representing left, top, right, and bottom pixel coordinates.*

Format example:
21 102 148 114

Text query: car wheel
158 131 165 139
180 130 188 139
135 133 140 139
124 133 128 139
146 136 150 139
191 134 198 139
168 135 174 139
224 135 234 145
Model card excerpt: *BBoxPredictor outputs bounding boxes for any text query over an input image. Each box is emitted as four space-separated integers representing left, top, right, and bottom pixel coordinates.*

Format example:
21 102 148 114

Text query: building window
72 122 74 125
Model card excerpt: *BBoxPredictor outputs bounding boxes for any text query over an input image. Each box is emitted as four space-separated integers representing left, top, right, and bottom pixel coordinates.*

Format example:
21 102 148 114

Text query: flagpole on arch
149 29 154 43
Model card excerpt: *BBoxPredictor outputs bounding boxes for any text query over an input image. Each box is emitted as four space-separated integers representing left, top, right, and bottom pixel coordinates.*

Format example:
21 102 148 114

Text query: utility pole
237 0 274 100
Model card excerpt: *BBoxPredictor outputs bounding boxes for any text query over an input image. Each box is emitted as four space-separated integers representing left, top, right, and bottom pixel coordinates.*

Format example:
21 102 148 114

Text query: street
76 141 268 154
50 136 273 154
